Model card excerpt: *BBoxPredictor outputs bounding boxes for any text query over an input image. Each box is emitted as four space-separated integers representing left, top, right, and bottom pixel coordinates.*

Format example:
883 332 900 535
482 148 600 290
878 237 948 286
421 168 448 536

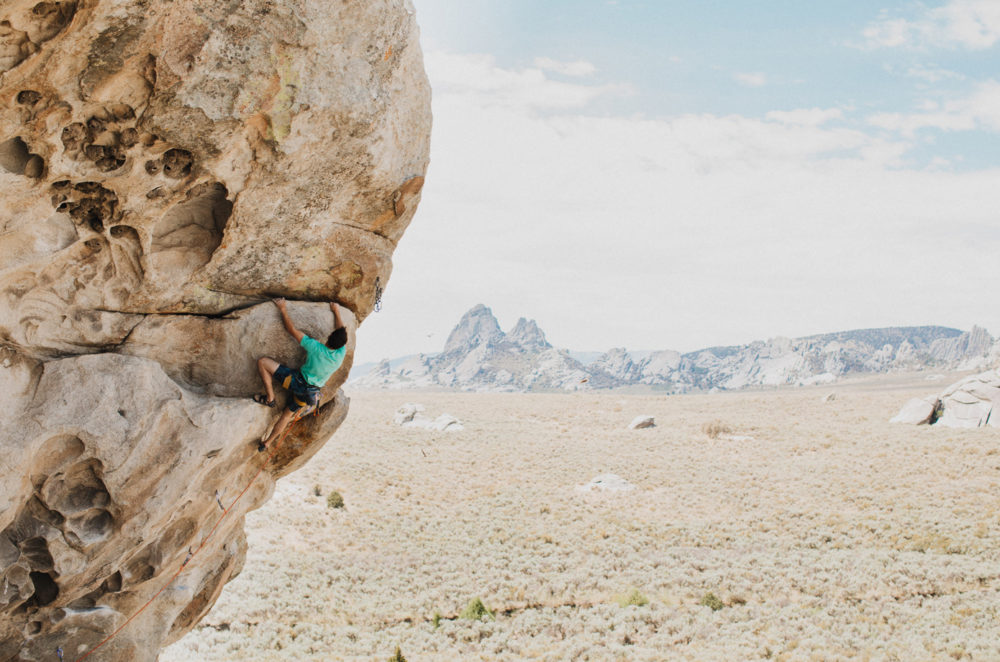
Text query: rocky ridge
352 305 1000 392
0 1 430 660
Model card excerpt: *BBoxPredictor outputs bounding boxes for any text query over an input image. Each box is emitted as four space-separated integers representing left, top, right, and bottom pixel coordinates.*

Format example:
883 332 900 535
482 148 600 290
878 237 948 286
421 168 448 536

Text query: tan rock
889 398 937 425
0 0 430 658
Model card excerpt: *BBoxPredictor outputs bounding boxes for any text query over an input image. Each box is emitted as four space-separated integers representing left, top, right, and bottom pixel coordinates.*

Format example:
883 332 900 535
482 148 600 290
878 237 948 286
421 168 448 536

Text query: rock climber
254 298 348 451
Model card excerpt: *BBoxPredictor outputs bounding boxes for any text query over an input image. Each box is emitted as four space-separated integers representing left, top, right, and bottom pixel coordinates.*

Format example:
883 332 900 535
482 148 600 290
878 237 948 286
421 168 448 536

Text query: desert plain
161 374 1000 661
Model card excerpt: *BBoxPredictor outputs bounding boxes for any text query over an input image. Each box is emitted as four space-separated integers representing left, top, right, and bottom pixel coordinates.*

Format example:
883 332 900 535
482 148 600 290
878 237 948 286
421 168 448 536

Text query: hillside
351 306 999 392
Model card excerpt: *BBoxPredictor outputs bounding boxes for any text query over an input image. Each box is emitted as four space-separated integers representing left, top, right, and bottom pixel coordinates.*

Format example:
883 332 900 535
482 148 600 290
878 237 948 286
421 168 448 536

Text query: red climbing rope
74 419 301 662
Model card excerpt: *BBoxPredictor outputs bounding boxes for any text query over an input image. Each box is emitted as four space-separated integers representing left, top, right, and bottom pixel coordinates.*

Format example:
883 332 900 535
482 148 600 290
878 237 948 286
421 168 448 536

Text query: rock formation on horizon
0 1 430 659
352 306 1000 392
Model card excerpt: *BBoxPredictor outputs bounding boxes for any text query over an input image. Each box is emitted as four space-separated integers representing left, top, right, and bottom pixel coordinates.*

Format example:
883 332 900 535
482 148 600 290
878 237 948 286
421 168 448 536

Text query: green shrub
326 491 344 509
432 611 441 629
387 646 407 662
460 597 494 621
615 587 649 608
700 592 725 611
313 484 322 497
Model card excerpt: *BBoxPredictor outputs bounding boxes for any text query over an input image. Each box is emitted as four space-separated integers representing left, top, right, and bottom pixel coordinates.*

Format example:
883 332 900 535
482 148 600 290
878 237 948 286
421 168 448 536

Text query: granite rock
0 0 430 658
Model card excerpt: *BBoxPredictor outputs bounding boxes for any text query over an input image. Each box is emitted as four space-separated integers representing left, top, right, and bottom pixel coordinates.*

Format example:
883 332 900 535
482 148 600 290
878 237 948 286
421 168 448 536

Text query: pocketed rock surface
0 1 430 659
164 378 1000 661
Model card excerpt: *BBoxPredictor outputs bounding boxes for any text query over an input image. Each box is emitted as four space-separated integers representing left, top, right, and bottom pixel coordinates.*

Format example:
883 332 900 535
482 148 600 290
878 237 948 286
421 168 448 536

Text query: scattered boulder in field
891 369 1000 428
575 474 636 493
430 414 464 432
394 404 463 431
394 403 425 425
823 392 836 403
890 397 939 425
629 415 656 429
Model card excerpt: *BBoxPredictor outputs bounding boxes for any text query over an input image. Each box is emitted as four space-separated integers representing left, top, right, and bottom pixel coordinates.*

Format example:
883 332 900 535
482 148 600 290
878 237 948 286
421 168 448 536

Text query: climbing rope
72 418 302 662
373 276 383 313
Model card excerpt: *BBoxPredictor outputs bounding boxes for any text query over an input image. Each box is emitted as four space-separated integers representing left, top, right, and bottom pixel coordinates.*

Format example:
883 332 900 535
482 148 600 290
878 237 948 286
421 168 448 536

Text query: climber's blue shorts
275 364 320 413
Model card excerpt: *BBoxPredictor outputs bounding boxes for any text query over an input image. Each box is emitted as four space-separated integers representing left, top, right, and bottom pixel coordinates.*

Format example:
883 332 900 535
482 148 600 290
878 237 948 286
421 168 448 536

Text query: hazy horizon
353 302 983 368
354 0 1000 364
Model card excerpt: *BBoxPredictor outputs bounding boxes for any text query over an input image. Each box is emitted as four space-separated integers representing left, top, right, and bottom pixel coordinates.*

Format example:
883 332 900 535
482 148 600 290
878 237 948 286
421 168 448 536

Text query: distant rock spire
507 317 552 352
442 304 504 354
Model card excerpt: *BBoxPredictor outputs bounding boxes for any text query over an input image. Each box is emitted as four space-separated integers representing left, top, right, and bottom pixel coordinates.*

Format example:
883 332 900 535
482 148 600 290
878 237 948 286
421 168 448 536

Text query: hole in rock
23 154 43 178
151 182 232 276
102 571 122 593
17 90 40 105
42 460 110 516
161 148 193 178
85 116 105 134
120 127 138 147
30 0 76 40
66 596 94 610
109 225 135 239
69 509 113 544
144 159 160 175
28 572 58 606
60 123 88 152
27 621 42 635
109 103 135 121
0 137 31 174
20 537 54 573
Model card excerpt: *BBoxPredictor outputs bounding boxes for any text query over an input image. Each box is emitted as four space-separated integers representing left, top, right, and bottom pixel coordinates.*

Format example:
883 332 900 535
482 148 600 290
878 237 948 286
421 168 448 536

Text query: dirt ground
161 375 1000 661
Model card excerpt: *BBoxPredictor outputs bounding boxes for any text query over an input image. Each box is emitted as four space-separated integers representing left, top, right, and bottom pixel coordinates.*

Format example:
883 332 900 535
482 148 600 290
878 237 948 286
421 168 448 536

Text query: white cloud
425 52 625 111
905 65 965 83
532 57 597 78
867 80 1000 135
734 72 767 87
862 0 1000 49
765 108 844 127
357 52 1000 363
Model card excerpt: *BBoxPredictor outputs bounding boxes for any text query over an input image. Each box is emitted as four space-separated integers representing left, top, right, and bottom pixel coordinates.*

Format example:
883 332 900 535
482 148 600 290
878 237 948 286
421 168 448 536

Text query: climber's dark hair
327 327 347 350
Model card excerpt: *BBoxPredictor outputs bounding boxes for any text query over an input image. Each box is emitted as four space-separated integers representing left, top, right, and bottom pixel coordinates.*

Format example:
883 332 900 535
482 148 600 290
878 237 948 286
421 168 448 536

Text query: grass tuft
700 592 725 611
702 421 732 439
326 491 344 509
387 645 407 662
615 587 649 608
460 597 494 621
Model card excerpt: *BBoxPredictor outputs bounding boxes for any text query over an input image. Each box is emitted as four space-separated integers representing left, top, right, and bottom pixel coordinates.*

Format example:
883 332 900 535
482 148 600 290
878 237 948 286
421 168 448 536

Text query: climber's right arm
273 298 304 343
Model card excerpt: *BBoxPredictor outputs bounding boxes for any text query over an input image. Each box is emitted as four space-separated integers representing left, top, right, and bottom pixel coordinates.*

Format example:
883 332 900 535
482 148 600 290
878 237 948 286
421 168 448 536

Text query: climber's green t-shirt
299 335 345 387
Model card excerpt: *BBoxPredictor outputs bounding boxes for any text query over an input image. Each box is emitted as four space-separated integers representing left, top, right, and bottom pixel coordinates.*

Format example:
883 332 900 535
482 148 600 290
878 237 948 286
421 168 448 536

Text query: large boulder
891 370 1000 428
936 370 1000 428
0 0 430 659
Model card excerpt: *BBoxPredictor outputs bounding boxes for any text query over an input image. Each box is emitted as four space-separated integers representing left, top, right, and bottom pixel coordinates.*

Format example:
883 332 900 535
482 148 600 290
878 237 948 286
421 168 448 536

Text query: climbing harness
72 417 303 662
373 276 383 313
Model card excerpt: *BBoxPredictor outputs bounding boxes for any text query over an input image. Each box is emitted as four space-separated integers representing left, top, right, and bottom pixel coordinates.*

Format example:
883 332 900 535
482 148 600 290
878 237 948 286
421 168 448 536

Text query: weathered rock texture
0 0 430 659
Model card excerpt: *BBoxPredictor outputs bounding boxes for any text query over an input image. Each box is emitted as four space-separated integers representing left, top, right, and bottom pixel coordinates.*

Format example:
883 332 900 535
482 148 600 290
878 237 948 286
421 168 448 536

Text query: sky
354 0 1000 364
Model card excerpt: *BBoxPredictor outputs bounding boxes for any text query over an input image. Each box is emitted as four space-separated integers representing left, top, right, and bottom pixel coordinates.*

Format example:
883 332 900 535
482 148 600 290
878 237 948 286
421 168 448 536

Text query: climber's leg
259 408 295 452
256 357 281 404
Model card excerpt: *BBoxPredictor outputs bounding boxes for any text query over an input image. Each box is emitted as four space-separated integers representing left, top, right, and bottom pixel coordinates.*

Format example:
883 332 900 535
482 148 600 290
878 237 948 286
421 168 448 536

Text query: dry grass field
161 376 1000 661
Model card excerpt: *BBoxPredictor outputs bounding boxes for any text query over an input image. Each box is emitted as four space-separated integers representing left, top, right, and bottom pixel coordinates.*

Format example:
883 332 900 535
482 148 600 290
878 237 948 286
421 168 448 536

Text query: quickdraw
373 276 384 313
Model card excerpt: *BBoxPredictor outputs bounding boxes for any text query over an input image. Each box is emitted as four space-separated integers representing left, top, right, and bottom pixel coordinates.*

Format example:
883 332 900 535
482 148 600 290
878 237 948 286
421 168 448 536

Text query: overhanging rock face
0 1 430 659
